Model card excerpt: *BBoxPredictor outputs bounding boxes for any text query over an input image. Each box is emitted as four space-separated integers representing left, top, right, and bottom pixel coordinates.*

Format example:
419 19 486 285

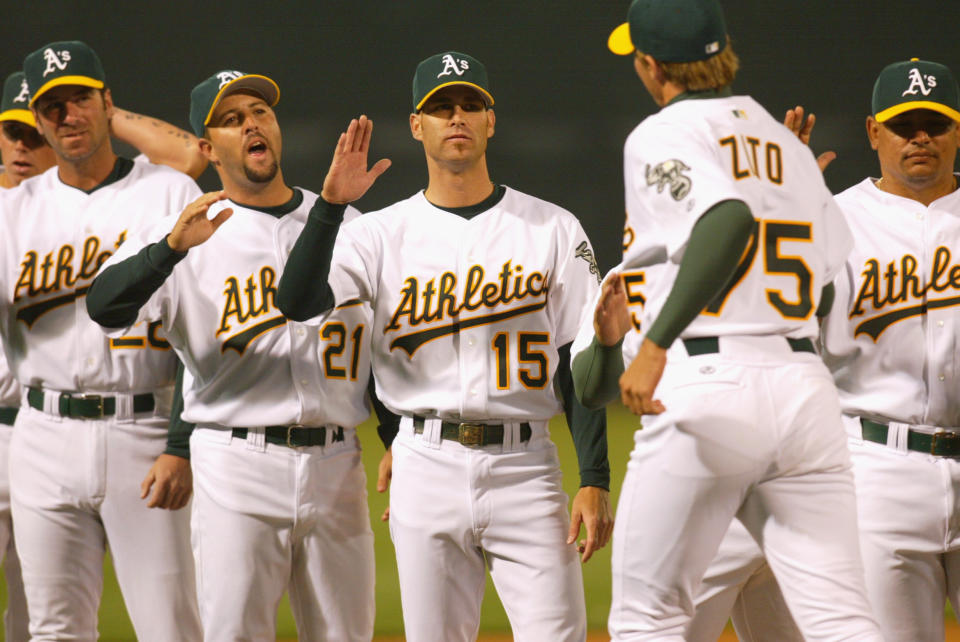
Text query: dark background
6 1 960 272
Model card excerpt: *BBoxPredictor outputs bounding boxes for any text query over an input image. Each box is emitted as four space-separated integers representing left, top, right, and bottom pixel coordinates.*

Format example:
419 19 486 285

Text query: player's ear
101 88 115 120
409 112 423 142
865 116 880 151
486 108 495 139
198 137 217 165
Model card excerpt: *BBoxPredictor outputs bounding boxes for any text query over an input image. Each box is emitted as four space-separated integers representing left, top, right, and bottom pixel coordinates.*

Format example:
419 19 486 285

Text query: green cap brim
608 22 635 56
28 75 104 107
202 74 280 129
876 100 960 123
415 81 494 112
0 109 36 127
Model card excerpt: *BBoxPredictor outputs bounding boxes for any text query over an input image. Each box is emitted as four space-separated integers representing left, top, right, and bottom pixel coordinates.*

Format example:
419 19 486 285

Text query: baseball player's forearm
557 343 611 490
276 197 346 321
165 360 194 459
110 108 208 179
571 336 625 410
86 238 185 329
367 375 400 449
645 200 754 348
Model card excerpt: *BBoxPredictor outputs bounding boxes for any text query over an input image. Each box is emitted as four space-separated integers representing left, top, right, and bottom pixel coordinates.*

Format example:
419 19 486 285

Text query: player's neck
56 144 118 191
221 171 294 208
424 157 493 208
0 171 16 189
876 172 958 206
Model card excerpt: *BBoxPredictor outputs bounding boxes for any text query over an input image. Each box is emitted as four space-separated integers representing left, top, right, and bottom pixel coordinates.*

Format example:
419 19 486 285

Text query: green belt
27 387 155 420
413 416 532 447
683 336 815 356
0 407 17 426
860 418 960 457
232 425 344 448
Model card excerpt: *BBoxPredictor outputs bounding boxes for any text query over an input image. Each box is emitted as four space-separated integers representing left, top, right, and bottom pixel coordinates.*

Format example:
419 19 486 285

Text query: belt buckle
931 430 960 455
67 392 104 418
458 423 484 447
286 424 305 448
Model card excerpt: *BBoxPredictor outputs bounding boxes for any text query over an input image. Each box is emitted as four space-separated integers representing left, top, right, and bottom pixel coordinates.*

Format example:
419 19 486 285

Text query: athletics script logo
14 79 29 104
217 71 244 89
437 54 469 78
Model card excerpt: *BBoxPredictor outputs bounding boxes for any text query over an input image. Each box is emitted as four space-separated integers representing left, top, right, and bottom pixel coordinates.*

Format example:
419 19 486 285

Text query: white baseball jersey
321 186 601 421
0 160 199 394
100 189 372 428
0 348 17 408
622 94 852 341
822 176 960 426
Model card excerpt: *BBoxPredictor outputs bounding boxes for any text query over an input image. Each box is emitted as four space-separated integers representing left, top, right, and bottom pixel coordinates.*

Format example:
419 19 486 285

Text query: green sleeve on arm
556 343 610 490
85 237 185 328
816 282 835 318
367 375 400 449
276 197 347 322
645 200 755 348
571 335 624 410
164 360 194 460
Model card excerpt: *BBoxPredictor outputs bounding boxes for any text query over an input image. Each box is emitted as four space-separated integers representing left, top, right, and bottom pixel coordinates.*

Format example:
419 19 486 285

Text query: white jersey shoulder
822 175 960 426
329 185 600 421
623 95 852 341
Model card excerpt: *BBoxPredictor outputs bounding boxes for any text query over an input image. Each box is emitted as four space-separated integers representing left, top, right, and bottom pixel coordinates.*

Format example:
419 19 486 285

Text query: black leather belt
0 407 17 426
232 425 344 448
27 387 155 419
412 416 531 447
683 336 815 356
860 418 960 457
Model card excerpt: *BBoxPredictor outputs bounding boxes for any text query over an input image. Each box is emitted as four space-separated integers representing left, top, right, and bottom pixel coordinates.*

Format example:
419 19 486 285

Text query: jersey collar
666 85 733 107
425 184 506 219
232 187 303 218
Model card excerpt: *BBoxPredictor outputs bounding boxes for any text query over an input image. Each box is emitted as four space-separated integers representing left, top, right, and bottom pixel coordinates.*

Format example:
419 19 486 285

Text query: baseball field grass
1 404 958 640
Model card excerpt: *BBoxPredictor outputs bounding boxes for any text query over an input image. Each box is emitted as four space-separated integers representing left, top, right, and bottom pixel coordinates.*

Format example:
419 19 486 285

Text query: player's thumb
140 472 154 499
567 510 581 545
369 158 392 180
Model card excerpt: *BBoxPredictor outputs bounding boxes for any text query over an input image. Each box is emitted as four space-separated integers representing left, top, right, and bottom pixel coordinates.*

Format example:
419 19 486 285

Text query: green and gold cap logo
23 41 105 107
412 52 493 112
873 58 960 123
0 72 37 127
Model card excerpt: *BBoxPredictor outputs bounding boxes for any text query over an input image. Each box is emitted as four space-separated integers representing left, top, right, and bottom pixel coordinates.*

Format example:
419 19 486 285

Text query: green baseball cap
23 41 105 107
412 51 494 112
189 70 280 136
872 58 960 123
608 0 726 62
0 72 37 128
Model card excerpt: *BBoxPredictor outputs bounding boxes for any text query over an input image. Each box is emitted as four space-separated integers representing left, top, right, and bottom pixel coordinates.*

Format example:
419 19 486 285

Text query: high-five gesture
783 105 836 172
167 191 234 252
321 115 392 204
594 272 632 347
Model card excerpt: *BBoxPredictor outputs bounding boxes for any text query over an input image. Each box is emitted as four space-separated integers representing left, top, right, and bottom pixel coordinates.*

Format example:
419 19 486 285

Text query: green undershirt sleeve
367 375 400 450
164 360 194 459
645 200 755 349
816 282 835 318
276 197 346 321
571 336 625 410
85 237 186 329
556 343 610 490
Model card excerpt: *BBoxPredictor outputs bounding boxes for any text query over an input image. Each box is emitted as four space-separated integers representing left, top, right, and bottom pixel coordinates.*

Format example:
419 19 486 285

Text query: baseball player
689 58 960 642
276 51 613 642
573 0 885 639
87 70 399 641
0 41 203 639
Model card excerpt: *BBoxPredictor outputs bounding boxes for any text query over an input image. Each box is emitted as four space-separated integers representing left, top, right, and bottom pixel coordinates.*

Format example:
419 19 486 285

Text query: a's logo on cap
217 71 244 89
42 48 71 77
903 67 937 97
14 79 30 104
437 54 469 78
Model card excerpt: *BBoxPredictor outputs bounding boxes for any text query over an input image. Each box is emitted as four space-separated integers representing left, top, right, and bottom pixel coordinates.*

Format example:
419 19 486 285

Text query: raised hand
167 191 234 252
594 272 632 347
321 115 392 204
783 105 836 172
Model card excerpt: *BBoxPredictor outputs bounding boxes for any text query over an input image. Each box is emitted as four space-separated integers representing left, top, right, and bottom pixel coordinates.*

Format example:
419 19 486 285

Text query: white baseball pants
389 418 586 642
846 420 960 642
609 336 881 641
9 403 201 641
190 426 374 642
0 424 28 642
